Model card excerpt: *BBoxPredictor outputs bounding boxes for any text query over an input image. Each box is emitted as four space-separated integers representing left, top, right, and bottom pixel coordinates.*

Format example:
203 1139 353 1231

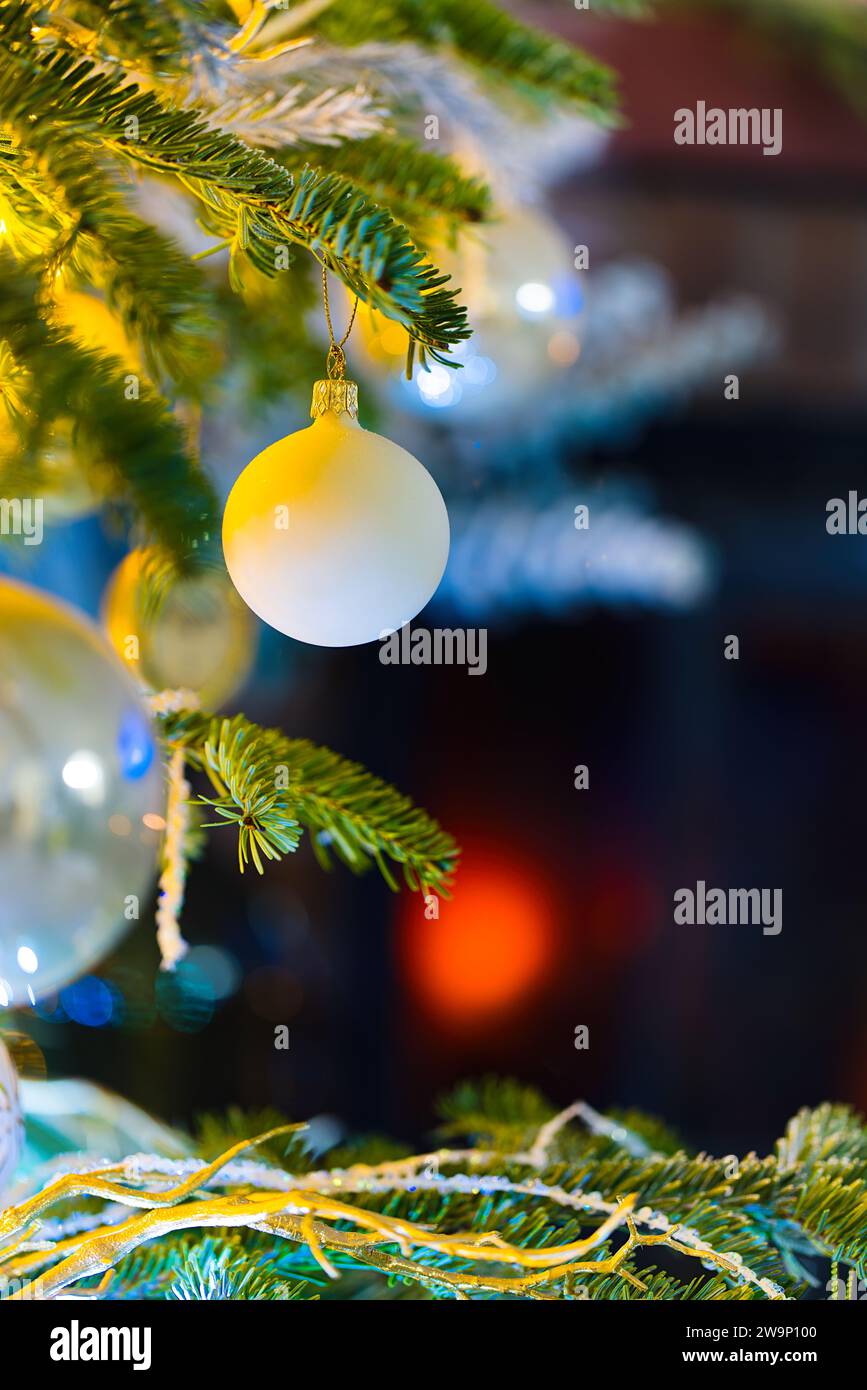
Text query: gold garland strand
0 1104 786 1301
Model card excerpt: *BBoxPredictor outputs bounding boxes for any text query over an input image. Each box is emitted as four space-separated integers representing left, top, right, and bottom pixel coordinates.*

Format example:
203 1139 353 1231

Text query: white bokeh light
61 750 105 802
515 281 555 315
16 945 38 974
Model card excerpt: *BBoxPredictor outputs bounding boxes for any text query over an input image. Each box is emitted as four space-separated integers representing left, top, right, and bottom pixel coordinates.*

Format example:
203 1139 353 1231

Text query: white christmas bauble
222 382 449 647
0 578 164 1005
0 1037 22 1198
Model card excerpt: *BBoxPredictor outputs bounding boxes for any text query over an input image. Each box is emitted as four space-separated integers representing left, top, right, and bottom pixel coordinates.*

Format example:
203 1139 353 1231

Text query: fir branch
0 262 217 564
205 79 387 149
10 1085 866 1300
194 1107 314 1167
168 1241 316 1300
60 197 215 393
43 0 206 72
40 1 390 147
0 5 471 361
0 132 60 259
0 46 214 389
288 135 492 241
265 0 619 119
197 716 305 875
0 1126 784 1300
775 1103 867 1173
779 1167 867 1279
102 1229 345 1299
436 1076 558 1152
159 709 459 896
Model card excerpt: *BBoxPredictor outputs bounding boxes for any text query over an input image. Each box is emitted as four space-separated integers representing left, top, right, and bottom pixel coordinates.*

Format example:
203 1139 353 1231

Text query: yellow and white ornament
222 288 449 647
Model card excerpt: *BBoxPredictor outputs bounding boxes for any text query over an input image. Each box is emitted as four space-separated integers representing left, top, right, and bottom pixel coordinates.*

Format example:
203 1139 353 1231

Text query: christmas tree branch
7 1090 835 1301
0 263 218 564
39 1 390 148
270 0 619 120
158 708 459 896
0 3 472 362
0 130 214 390
37 0 204 73
8 1085 865 1300
288 135 493 242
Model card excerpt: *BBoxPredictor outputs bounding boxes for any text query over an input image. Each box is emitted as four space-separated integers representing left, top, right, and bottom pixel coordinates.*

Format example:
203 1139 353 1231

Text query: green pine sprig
287 135 493 243
159 708 459 896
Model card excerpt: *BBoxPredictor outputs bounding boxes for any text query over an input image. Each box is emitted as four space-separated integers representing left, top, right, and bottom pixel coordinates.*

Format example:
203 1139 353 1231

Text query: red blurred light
398 849 555 1028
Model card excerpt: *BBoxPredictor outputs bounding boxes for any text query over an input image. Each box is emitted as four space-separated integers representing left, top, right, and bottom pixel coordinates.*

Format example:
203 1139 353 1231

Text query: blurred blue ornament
60 976 117 1028
117 708 156 781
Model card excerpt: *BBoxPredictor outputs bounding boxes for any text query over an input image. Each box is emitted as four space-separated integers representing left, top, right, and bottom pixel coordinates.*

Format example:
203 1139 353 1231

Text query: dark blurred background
8 3 867 1158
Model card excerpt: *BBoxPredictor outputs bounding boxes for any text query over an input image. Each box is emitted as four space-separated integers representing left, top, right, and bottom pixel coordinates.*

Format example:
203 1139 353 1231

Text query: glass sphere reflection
0 578 163 1005
0 1037 22 1195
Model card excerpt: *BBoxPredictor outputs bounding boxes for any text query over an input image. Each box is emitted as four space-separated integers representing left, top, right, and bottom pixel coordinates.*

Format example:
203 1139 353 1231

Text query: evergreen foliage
3 1080 865 1300
159 707 459 895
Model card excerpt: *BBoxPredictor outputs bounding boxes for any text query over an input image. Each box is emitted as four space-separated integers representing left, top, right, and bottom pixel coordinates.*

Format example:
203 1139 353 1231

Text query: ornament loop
326 343 347 381
320 264 358 383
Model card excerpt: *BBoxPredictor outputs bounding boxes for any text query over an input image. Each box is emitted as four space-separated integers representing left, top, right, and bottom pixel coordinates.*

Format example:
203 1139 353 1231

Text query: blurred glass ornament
21 289 141 524
102 548 257 708
360 205 584 425
386 265 777 473
51 289 140 373
0 578 163 1006
0 1035 23 1196
0 289 140 528
16 1073 191 1170
0 392 101 527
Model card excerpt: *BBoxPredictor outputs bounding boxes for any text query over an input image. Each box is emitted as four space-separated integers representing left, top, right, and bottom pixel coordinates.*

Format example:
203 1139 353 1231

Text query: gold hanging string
321 264 358 381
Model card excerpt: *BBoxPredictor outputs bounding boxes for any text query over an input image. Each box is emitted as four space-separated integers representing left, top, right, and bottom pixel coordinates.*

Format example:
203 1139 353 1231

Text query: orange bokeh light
399 851 556 1027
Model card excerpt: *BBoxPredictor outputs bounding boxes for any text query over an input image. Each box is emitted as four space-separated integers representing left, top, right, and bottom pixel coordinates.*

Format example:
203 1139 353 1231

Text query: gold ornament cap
310 378 359 420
